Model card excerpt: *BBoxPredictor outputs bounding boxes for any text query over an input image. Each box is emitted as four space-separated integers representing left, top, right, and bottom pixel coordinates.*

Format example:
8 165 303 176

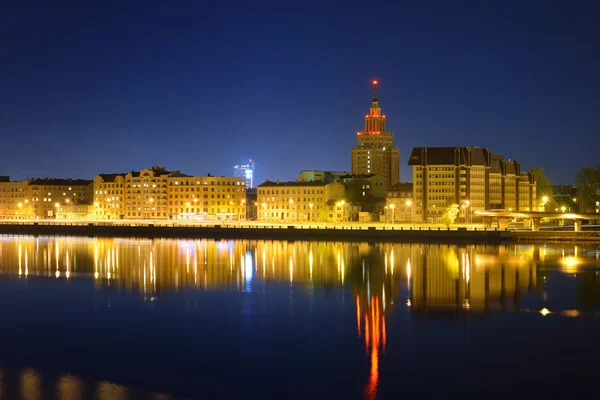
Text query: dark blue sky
1 1 598 184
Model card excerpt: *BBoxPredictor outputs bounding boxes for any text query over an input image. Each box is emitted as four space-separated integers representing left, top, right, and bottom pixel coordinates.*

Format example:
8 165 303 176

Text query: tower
351 80 400 186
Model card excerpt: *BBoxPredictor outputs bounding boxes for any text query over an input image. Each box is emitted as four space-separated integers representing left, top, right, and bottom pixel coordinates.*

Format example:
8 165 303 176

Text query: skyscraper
351 80 400 186
234 159 254 189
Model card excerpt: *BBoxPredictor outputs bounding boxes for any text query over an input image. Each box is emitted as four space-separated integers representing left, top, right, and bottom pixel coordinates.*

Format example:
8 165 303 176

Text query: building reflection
409 245 538 316
2 237 600 400
2 238 599 313
0 366 172 399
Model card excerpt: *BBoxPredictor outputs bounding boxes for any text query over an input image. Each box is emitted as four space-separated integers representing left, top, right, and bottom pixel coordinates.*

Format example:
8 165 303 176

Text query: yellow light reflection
540 308 551 316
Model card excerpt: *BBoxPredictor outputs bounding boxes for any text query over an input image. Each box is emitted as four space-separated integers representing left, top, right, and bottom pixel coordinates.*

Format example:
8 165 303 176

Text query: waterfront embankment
1 221 599 243
0 221 511 244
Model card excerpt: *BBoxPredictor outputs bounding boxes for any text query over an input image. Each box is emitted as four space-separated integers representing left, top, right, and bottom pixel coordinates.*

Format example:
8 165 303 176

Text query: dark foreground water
0 236 600 399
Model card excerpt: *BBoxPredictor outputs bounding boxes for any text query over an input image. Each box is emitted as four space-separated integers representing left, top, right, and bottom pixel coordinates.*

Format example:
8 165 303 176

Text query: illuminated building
27 178 94 219
326 199 361 222
257 180 345 222
93 173 126 219
408 147 536 223
1 177 93 220
93 166 246 220
385 182 413 222
351 80 400 186
0 177 29 219
167 174 246 220
234 159 254 189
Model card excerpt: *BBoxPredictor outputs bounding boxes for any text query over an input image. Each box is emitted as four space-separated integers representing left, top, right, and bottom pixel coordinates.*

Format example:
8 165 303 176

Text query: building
0 178 29 219
1 177 93 220
167 174 246 220
234 159 254 189
257 180 345 222
351 81 400 186
326 199 361 222
337 173 388 199
408 147 536 223
26 178 94 219
94 166 247 220
93 173 127 219
385 182 414 222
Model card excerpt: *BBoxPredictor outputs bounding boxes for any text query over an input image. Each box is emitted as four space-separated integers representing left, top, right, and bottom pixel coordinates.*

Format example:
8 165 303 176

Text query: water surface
0 236 599 399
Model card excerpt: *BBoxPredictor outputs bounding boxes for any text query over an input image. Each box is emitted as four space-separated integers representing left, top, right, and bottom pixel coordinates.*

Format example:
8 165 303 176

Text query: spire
372 80 378 101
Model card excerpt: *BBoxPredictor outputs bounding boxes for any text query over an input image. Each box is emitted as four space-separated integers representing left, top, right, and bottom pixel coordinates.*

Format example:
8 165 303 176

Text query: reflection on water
0 366 172 400
1 236 600 399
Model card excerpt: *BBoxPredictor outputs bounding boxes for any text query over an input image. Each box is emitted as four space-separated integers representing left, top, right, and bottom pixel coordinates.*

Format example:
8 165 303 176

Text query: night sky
1 1 599 185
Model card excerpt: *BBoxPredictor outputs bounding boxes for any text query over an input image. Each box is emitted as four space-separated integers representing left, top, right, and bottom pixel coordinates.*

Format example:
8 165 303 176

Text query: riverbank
0 221 511 244
514 230 600 243
2 221 599 243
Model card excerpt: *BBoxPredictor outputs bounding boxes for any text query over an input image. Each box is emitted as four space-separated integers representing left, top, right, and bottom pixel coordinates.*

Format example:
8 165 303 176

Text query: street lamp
541 196 548 212
465 200 471 225
309 203 313 222
406 199 413 226
289 199 294 222
390 203 395 223
340 200 345 222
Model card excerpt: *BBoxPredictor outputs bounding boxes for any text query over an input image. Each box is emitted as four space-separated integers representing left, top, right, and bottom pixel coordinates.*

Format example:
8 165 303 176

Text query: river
0 236 599 399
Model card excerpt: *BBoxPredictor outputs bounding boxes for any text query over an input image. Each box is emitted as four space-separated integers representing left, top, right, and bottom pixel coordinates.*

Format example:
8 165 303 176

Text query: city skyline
2 2 599 185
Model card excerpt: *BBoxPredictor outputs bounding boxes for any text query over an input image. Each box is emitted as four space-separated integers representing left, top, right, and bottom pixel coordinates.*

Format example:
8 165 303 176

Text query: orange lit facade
0 178 29 219
256 180 345 222
93 166 246 220
0 178 94 220
351 81 400 187
167 175 246 220
409 147 537 223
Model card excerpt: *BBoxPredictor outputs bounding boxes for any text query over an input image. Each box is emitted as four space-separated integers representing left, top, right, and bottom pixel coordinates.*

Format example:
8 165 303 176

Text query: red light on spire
373 80 378 86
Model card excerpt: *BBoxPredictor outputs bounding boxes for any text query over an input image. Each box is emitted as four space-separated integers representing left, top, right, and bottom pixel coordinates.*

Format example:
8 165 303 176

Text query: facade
257 180 345 222
167 174 246 220
1 177 93 220
337 174 388 199
26 179 94 219
94 166 246 220
0 178 29 219
351 81 400 186
385 182 414 222
93 173 126 219
234 159 254 189
408 147 537 223
326 199 361 222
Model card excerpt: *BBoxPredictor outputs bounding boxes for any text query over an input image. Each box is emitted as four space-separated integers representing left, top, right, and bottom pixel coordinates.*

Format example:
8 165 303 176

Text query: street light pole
309 203 313 222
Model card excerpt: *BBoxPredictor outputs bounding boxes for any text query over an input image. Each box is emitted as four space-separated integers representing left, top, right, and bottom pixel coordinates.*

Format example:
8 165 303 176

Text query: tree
440 203 459 227
319 205 329 222
575 165 600 211
529 167 552 198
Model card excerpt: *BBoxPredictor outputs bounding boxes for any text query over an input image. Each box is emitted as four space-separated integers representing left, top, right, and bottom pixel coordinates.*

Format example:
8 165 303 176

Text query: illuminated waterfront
1 236 600 399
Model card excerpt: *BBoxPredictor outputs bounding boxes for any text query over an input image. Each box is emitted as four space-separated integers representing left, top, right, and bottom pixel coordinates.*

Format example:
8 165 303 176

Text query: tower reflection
2 237 600 400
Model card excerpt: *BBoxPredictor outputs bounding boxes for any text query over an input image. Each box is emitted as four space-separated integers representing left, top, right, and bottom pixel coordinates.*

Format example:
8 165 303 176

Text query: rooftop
258 180 331 188
408 147 492 166
29 178 92 186
389 182 413 192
